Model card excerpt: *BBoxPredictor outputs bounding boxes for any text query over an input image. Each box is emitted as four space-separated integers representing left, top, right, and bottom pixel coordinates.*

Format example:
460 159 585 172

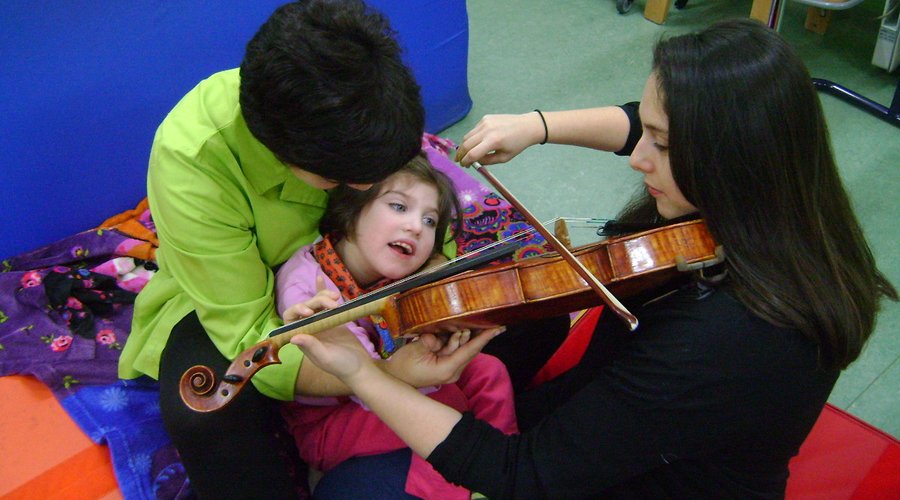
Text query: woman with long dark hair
294 19 896 498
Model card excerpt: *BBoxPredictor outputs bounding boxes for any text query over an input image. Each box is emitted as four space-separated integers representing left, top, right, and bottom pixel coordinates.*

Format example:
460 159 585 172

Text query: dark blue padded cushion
0 0 471 260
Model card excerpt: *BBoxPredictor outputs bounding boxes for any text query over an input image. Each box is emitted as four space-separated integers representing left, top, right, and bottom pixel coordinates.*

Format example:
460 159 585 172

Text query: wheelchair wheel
616 0 634 14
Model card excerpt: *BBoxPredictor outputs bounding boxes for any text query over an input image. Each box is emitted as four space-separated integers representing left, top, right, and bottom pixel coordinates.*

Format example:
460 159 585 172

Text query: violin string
559 217 614 229
345 228 532 303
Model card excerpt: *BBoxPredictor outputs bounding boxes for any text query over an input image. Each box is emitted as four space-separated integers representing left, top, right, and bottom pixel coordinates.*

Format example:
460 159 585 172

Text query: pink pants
282 353 517 500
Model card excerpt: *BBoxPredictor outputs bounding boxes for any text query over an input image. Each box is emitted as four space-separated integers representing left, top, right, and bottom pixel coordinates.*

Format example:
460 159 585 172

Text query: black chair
813 78 900 128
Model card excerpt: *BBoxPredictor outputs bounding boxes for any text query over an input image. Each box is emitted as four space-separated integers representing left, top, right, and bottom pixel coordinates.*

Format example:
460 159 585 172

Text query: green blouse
118 69 327 400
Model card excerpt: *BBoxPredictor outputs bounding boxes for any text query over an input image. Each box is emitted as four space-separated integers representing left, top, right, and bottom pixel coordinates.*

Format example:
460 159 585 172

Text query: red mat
0 376 121 500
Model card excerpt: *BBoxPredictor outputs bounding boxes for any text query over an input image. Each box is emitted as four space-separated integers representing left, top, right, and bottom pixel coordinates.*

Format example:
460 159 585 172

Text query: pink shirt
276 241 378 354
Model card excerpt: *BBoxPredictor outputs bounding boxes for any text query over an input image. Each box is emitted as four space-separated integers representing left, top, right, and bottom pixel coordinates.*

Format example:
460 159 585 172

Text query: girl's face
338 173 440 287
629 73 697 220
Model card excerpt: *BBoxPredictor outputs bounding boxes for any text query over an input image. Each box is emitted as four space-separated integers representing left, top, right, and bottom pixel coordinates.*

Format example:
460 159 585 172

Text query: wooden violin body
381 219 722 334
180 219 722 412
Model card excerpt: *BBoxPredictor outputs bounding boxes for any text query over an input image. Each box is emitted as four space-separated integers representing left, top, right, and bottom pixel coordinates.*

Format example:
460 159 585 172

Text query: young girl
275 154 516 500
291 19 897 498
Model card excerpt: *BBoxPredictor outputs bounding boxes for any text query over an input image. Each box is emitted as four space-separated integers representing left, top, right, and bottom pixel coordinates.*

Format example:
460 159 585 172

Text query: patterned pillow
422 133 550 262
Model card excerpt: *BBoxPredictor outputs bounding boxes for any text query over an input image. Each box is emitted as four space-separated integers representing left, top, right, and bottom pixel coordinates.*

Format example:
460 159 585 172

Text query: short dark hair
240 0 425 184
651 18 896 369
320 152 461 255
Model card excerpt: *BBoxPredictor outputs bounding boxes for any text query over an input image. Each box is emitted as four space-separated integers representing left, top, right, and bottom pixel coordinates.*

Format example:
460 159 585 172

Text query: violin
179 219 723 412
384 218 722 333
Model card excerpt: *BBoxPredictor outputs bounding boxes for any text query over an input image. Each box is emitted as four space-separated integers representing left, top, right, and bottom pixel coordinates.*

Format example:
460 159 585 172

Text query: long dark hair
320 153 461 255
646 19 896 369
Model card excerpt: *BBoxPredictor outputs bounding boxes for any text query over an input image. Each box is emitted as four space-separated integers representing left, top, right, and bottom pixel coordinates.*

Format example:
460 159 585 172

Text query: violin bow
472 161 639 331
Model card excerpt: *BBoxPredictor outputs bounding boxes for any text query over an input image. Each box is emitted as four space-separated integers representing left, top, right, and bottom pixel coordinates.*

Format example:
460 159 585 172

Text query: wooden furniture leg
750 0 777 23
644 0 673 24
646 0 774 26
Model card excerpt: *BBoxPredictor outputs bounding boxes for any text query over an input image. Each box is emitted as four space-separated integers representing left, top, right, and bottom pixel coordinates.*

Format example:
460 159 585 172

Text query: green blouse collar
235 113 327 207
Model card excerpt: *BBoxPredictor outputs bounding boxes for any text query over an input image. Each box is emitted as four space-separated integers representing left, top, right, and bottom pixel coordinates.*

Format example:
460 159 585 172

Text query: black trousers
159 311 569 498
158 312 305 499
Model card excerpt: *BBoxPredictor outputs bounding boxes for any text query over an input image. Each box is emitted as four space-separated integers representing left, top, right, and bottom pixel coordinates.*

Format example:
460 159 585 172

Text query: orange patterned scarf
313 234 397 357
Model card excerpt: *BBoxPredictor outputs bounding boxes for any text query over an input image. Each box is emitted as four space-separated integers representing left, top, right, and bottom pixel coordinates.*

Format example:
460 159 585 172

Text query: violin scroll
179 296 393 412
178 339 283 412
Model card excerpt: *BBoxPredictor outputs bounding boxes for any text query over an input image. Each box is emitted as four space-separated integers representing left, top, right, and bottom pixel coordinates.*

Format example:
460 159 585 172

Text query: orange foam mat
0 375 122 500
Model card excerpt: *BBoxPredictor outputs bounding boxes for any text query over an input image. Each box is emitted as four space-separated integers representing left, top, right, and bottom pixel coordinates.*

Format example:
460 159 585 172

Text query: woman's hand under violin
292 327 509 461
455 113 546 167
291 327 506 387
292 326 372 380
431 329 472 357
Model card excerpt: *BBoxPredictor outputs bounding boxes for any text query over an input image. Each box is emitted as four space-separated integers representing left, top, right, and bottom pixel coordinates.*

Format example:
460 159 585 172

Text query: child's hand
283 275 341 323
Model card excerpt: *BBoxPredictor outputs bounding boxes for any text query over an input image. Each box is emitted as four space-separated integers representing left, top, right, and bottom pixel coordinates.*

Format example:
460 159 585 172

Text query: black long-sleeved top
428 281 838 499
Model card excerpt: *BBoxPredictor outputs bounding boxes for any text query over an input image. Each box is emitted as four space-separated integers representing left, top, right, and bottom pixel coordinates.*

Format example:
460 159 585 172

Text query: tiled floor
441 0 899 437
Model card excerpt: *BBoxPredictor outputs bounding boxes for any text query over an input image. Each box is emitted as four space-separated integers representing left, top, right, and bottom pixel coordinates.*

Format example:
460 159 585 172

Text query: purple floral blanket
0 135 545 499
0 208 190 499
